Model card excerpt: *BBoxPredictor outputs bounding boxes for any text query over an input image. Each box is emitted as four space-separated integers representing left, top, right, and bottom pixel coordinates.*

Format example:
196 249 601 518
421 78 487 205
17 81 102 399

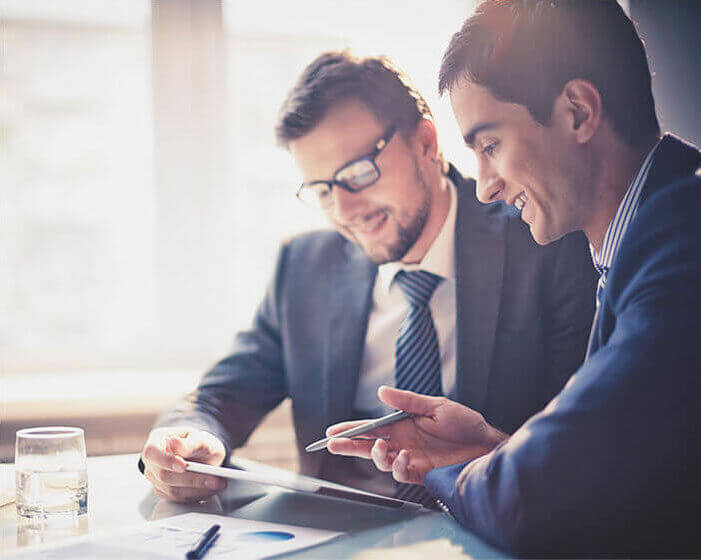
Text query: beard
355 158 432 265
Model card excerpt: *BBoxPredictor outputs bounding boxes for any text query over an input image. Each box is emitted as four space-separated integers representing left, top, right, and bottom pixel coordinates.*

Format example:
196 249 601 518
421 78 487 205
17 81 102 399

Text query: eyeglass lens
335 159 379 190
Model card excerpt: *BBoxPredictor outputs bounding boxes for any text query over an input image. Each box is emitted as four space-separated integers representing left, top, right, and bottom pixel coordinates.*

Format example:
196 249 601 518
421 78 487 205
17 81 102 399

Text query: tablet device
184 460 426 512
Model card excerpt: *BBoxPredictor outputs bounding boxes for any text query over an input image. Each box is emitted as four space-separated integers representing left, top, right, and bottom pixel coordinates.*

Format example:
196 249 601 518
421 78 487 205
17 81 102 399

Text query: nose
330 186 366 223
475 160 504 204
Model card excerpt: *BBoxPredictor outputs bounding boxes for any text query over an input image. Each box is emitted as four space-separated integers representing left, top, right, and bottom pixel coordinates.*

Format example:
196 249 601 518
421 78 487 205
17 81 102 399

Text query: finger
145 468 179 498
144 468 174 497
145 469 224 502
326 438 374 458
153 482 220 503
393 449 423 485
370 439 397 473
142 443 186 473
151 467 226 490
166 435 195 458
178 432 223 463
377 386 443 417
166 436 208 472
326 420 375 437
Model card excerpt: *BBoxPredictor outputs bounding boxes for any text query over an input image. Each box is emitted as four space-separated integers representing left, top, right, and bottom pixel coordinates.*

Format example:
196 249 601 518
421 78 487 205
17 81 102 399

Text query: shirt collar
590 139 660 275
378 176 457 293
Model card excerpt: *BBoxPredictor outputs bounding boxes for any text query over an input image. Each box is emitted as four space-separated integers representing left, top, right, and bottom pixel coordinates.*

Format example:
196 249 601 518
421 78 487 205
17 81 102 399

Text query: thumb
377 386 442 416
165 434 194 458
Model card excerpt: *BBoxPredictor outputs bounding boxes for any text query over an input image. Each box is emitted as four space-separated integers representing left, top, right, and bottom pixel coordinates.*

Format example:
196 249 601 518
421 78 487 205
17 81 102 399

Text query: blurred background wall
1 0 699 464
629 0 701 148
0 0 475 463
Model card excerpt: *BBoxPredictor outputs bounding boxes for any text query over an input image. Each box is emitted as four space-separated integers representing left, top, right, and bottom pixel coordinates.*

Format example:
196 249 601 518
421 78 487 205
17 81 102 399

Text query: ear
553 79 602 144
411 116 439 161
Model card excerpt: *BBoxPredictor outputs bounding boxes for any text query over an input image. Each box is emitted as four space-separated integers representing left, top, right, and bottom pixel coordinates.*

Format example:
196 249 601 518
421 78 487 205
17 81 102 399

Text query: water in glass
15 427 88 518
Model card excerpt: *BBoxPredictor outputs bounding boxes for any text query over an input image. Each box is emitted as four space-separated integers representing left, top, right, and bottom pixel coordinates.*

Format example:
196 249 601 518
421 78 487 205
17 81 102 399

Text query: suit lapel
451 168 508 413
322 244 377 426
585 134 701 359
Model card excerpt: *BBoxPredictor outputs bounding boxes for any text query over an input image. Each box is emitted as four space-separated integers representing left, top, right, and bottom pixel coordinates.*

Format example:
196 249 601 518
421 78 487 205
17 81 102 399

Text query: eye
336 159 379 190
311 182 332 199
481 140 499 158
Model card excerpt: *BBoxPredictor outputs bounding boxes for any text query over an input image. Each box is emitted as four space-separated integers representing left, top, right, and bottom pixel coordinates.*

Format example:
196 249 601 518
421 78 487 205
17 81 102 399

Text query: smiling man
138 51 596 508
288 99 445 266
326 1 701 556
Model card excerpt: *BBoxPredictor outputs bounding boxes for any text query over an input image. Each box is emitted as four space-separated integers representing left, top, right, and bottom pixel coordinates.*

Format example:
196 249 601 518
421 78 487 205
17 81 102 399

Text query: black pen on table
186 523 220 560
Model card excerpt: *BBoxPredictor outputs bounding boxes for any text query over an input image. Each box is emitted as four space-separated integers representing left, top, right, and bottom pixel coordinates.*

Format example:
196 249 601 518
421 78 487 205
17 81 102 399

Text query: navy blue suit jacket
425 135 701 557
157 166 596 492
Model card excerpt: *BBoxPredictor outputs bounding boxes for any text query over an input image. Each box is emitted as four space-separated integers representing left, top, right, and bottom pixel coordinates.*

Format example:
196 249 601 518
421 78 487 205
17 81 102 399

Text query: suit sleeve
425 182 701 556
153 242 290 459
540 232 597 397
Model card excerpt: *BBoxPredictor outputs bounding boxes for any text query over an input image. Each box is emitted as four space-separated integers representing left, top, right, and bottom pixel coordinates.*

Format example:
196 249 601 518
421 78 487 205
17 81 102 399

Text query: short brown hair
276 51 432 147
439 0 660 147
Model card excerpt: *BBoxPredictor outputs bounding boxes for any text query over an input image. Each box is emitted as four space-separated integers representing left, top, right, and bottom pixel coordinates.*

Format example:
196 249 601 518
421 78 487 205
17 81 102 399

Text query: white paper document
10 513 342 559
1 463 15 506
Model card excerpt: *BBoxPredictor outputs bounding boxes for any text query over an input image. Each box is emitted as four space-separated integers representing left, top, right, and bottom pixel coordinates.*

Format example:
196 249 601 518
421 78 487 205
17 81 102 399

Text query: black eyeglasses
296 125 397 209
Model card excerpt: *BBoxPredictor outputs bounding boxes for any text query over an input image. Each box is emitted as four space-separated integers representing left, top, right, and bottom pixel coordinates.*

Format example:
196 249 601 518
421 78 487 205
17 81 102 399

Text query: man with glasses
139 51 596 505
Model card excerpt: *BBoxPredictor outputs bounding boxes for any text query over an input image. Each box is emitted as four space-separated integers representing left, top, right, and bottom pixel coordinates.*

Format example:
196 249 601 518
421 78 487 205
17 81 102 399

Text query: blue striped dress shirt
591 141 660 305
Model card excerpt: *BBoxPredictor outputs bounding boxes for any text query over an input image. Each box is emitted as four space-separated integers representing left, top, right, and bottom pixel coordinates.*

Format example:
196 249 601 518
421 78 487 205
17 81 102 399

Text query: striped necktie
393 270 443 507
596 268 608 308
586 266 609 359
394 270 444 395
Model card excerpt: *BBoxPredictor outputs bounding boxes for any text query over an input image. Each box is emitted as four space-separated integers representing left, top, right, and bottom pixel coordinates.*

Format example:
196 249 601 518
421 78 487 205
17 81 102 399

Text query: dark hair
438 0 660 147
276 50 432 146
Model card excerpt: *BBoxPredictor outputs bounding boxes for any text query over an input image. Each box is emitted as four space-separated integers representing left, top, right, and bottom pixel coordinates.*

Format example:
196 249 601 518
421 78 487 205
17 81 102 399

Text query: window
1 0 477 378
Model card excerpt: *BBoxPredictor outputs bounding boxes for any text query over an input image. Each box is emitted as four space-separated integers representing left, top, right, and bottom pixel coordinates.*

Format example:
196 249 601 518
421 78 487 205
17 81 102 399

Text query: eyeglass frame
295 125 398 209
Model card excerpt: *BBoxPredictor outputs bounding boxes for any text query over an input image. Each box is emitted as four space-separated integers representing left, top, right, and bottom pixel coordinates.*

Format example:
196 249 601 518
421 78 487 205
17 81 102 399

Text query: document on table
1 463 15 506
9 513 343 559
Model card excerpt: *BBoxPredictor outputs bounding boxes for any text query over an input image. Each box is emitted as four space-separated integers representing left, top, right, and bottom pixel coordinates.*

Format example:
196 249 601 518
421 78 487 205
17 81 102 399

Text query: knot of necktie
596 268 609 307
394 270 443 308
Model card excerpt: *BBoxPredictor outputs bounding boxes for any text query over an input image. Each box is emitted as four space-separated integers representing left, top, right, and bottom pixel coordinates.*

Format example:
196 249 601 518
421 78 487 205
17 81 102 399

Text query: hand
141 427 227 502
326 386 506 485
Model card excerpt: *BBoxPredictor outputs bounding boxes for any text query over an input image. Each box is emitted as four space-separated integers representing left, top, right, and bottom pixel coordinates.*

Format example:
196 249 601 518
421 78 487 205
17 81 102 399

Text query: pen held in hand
305 410 411 453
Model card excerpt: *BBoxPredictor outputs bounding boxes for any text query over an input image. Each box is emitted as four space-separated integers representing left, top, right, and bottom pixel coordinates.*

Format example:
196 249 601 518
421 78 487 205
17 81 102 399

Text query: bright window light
1 1 477 381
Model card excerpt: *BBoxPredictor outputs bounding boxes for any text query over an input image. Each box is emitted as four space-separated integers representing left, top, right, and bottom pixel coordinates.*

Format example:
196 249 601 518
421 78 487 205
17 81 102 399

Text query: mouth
348 210 388 237
513 191 528 211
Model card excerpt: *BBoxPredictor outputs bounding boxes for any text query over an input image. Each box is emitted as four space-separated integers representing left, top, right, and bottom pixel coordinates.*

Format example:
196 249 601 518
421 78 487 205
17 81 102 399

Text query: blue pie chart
238 531 295 542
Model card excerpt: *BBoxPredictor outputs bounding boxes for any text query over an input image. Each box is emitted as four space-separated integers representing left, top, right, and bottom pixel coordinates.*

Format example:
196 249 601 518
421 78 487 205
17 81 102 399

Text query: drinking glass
15 427 88 519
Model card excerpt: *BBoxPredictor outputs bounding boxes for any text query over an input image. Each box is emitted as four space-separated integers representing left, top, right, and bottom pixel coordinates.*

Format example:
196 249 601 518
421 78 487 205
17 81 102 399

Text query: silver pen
305 410 411 453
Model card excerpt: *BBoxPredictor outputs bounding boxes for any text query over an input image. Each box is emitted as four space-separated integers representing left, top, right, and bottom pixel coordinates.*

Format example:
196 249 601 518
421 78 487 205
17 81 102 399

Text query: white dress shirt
353 178 458 417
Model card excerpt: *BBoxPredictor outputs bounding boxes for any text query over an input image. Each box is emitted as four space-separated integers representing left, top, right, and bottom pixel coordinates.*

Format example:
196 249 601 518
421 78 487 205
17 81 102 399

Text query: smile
351 210 388 235
514 191 528 211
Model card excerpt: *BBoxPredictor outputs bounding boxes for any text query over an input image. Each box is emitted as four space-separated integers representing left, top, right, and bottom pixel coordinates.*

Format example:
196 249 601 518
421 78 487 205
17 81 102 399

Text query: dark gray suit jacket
157 166 597 487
